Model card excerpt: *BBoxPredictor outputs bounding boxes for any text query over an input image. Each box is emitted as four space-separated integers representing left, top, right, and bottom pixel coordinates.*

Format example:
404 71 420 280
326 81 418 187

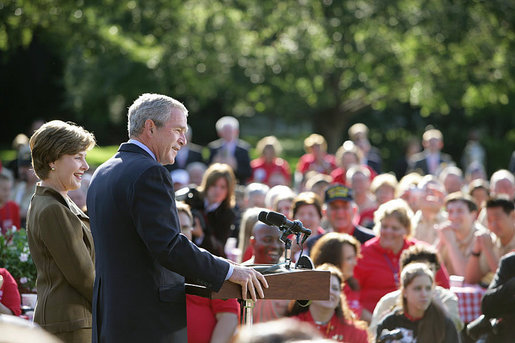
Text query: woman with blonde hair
26 120 96 342
251 136 291 186
376 263 459 343
354 199 449 315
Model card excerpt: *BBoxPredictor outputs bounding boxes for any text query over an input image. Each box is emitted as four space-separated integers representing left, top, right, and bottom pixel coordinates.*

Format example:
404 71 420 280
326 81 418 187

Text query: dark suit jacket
408 151 453 175
165 143 205 172
482 252 515 343
87 143 229 343
207 139 252 184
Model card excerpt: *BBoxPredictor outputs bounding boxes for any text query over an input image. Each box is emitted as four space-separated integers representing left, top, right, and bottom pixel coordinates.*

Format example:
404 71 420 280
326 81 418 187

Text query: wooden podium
186 267 331 326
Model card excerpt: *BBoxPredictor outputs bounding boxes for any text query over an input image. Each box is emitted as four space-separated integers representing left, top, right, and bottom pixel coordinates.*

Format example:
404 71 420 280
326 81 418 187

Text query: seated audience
244 222 289 323
354 199 449 314
396 172 423 213
288 264 370 342
369 245 462 338
250 136 291 187
408 128 453 176
465 197 515 285
243 183 269 210
348 123 382 174
208 116 252 184
436 192 490 276
439 166 465 194
376 263 459 343
304 172 332 202
176 163 237 257
468 178 490 210
186 162 207 187
233 317 325 343
347 165 378 229
176 202 239 343
370 173 397 206
310 232 368 321
0 174 21 234
411 175 447 245
0 268 21 316
238 207 265 263
296 134 336 189
331 140 377 186
311 184 375 246
292 192 325 236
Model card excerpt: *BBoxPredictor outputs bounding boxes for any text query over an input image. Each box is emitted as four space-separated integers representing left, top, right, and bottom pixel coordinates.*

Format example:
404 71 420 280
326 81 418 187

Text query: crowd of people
0 94 514 343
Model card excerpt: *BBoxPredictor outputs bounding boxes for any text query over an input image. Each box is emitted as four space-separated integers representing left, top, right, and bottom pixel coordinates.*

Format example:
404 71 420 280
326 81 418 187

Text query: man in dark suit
208 116 252 184
87 93 267 343
408 128 453 176
165 125 205 172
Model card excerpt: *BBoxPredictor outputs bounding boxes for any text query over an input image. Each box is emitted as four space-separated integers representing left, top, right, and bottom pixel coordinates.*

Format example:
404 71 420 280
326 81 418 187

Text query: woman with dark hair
176 162 237 257
26 120 96 342
288 264 370 343
310 232 369 321
376 263 459 343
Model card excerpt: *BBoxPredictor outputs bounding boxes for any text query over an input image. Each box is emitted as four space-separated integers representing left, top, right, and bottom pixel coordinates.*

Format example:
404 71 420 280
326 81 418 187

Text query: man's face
219 124 237 142
446 201 475 233
0 180 11 203
326 200 354 233
151 108 188 165
251 224 283 264
486 207 514 239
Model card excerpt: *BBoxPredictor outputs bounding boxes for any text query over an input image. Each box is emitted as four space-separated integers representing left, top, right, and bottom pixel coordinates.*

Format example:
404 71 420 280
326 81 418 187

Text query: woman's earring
51 167 55 171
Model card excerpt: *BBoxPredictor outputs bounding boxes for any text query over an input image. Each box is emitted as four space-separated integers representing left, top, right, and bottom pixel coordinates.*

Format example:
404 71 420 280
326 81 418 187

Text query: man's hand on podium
229 265 269 301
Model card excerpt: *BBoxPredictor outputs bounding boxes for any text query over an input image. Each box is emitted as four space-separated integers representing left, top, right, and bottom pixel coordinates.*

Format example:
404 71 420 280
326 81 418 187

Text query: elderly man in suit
208 116 252 184
87 93 267 343
409 128 453 176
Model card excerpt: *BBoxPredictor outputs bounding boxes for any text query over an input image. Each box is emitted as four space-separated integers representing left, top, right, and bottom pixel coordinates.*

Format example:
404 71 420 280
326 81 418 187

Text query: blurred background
1 0 514 171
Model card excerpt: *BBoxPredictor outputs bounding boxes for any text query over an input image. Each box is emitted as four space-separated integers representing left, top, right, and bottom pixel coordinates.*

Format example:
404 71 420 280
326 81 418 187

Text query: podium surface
186 268 330 301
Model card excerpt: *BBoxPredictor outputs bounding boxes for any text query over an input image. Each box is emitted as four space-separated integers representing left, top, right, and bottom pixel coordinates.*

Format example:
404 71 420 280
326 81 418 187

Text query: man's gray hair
215 116 239 132
128 93 188 138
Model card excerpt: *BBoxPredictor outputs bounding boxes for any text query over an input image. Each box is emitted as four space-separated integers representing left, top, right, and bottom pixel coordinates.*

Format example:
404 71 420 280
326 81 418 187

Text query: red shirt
297 153 337 175
0 268 21 316
295 310 369 343
251 157 291 186
0 201 21 234
343 284 362 318
354 237 450 313
186 294 239 343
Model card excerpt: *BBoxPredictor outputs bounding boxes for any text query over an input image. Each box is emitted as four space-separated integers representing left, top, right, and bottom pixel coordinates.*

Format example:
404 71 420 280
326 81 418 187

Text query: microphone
265 212 312 236
377 329 403 343
258 211 274 226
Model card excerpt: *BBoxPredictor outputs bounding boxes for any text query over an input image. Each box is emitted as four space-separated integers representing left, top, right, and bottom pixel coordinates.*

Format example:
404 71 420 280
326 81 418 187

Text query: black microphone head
266 211 287 226
258 211 273 226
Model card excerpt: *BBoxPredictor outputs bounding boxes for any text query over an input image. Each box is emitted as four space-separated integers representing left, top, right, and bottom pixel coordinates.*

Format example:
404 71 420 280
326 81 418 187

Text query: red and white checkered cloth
451 284 487 323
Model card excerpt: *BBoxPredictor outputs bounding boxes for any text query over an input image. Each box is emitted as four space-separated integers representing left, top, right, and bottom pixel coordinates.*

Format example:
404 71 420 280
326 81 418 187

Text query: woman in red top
250 136 291 187
297 134 336 177
0 174 21 234
0 267 22 316
354 199 450 314
289 264 370 343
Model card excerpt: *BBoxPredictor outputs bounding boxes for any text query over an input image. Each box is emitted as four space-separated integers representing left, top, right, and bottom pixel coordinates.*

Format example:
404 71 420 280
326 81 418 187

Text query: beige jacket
26 185 95 334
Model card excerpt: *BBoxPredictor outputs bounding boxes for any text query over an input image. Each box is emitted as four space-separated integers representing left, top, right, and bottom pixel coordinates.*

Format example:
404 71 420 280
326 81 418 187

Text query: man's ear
144 119 155 135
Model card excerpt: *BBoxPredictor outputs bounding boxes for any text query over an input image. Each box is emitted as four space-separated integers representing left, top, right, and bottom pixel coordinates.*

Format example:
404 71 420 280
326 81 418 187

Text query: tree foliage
1 0 514 171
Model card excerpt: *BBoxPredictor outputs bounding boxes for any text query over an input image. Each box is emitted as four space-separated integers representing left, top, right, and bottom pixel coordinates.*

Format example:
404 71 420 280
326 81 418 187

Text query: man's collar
128 139 156 161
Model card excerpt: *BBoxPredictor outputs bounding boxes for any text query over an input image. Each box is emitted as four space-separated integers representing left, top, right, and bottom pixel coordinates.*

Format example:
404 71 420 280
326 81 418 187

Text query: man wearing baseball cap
307 184 375 251
324 184 375 244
